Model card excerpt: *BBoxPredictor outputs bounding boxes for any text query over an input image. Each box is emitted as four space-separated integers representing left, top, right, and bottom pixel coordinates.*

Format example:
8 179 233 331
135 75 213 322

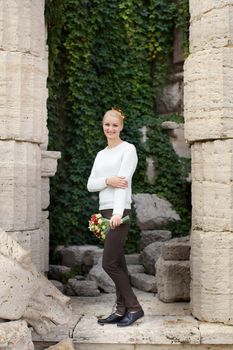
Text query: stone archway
184 0 233 324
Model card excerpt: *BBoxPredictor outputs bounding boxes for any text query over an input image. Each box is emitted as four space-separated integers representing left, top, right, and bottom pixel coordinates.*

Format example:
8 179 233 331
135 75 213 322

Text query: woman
87 108 144 327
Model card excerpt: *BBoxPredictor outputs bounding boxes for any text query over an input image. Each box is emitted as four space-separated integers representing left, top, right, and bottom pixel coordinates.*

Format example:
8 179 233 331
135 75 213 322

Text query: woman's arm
112 145 138 216
87 157 107 192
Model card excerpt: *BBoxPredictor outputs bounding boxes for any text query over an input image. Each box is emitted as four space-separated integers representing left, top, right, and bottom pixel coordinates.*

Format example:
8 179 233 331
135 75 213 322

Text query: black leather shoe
97 313 125 325
117 309 144 327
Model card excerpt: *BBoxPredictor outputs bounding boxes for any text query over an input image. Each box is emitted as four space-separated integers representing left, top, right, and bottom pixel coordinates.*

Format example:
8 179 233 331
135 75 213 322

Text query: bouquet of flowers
88 213 130 240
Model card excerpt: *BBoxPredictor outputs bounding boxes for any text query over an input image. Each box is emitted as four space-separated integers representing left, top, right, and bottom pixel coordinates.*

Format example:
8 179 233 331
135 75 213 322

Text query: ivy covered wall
45 0 190 254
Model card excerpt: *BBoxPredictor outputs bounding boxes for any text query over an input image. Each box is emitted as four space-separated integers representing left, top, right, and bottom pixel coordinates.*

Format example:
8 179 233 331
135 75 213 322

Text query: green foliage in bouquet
45 0 190 254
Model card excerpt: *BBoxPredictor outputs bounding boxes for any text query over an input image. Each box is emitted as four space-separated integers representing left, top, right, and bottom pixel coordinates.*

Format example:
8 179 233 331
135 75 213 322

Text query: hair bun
111 107 126 120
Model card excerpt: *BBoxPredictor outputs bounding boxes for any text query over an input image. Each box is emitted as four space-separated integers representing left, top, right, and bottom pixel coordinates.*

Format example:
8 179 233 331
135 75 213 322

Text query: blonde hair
103 107 126 124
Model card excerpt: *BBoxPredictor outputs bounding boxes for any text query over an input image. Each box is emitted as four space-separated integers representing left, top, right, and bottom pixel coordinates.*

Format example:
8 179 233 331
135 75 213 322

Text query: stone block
0 320 34 350
42 177 50 210
156 257 190 302
161 122 191 158
0 52 48 143
190 4 233 53
192 140 233 183
0 0 47 57
0 229 71 335
44 338 75 350
146 157 157 185
199 322 233 344
156 82 183 114
162 236 190 261
127 264 145 276
48 265 72 282
140 230 172 250
74 315 200 345
87 259 115 293
130 273 157 293
133 193 180 230
8 229 49 273
184 48 233 142
66 279 100 297
140 241 164 275
82 247 103 272
57 245 103 269
189 0 233 22
41 151 61 177
0 140 41 231
191 140 233 233
192 180 233 232
50 280 65 294
125 254 140 265
191 230 233 324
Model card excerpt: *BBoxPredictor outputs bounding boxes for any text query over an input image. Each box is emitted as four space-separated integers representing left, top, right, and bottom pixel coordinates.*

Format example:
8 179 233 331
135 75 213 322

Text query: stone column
184 0 233 323
0 0 60 272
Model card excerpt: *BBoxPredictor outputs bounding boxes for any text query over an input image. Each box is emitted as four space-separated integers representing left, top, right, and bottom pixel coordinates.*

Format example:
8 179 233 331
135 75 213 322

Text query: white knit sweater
87 141 138 216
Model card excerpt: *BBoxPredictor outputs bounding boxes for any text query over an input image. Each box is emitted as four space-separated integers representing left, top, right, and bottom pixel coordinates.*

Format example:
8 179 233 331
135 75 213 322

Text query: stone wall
156 29 184 116
184 0 233 324
0 0 60 272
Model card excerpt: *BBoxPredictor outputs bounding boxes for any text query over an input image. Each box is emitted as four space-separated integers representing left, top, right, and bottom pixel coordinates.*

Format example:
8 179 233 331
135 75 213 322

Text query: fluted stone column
0 0 60 272
184 0 233 323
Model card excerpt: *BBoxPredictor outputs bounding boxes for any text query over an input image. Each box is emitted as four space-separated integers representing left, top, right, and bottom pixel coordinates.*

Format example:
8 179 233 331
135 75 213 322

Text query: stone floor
33 289 233 350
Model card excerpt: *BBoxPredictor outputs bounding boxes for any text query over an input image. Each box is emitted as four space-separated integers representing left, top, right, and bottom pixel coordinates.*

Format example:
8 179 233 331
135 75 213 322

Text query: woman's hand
110 214 122 229
106 176 128 188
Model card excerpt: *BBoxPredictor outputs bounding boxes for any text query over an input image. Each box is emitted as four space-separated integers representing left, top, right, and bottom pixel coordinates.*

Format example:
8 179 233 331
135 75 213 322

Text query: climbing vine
45 0 190 255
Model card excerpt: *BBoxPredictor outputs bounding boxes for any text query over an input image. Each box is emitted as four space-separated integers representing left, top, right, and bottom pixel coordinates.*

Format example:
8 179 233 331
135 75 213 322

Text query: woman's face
103 114 123 140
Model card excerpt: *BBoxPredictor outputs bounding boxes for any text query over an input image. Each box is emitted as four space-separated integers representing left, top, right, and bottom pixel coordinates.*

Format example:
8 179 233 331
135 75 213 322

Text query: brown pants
101 209 142 315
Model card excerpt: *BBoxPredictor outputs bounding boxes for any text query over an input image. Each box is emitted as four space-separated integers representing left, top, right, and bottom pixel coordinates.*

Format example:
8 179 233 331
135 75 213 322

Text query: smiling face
103 111 123 141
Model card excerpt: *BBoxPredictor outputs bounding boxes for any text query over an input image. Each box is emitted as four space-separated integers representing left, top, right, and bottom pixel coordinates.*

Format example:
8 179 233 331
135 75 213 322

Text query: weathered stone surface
146 157 157 185
8 229 48 272
184 48 233 142
130 273 157 293
41 151 61 177
88 259 115 293
50 280 65 294
82 247 103 272
0 320 34 350
127 264 145 276
189 0 233 19
190 2 233 53
173 28 185 64
0 52 48 143
57 245 103 269
74 315 200 345
199 322 233 344
125 254 140 265
156 257 190 302
161 122 191 158
40 211 50 272
0 0 47 56
191 140 233 232
191 230 233 324
66 279 100 297
0 141 41 231
162 236 190 261
48 265 72 282
42 177 50 210
133 194 180 230
140 230 172 250
156 82 183 114
0 229 71 335
44 338 75 349
140 241 164 275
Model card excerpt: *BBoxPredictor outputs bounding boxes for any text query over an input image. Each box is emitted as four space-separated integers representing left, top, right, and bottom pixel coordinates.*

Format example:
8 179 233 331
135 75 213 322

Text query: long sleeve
87 156 107 192
112 145 138 216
